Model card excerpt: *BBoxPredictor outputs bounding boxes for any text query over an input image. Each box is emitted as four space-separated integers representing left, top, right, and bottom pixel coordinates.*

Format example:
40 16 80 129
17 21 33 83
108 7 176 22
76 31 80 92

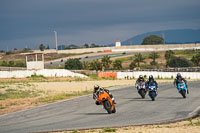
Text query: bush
65 58 82 70
0 60 26 67
129 61 137 70
191 52 200 66
15 61 26 67
166 56 192 67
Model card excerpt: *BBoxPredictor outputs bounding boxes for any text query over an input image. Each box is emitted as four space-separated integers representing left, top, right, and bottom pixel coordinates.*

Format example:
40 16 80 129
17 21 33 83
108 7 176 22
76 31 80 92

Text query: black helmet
149 75 154 82
149 75 153 79
94 85 99 90
139 75 143 79
177 73 181 77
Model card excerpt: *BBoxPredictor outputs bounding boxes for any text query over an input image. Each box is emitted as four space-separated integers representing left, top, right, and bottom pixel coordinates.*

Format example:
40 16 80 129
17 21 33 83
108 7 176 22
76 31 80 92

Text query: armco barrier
98 72 117 78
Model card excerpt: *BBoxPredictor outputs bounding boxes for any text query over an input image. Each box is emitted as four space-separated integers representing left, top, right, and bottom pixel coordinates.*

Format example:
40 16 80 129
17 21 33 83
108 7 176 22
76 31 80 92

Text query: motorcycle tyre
139 89 146 99
180 90 186 98
112 106 116 113
103 101 112 114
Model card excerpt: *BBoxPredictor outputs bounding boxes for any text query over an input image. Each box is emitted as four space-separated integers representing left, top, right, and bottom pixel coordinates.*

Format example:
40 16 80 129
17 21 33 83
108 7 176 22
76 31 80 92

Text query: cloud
0 0 200 50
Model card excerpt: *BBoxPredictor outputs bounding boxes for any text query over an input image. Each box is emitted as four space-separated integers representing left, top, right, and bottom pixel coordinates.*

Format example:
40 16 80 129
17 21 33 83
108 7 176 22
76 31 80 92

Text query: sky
0 0 200 50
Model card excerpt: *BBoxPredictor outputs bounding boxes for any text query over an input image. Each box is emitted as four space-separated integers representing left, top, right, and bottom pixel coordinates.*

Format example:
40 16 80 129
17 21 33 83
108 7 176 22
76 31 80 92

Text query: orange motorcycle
97 90 116 114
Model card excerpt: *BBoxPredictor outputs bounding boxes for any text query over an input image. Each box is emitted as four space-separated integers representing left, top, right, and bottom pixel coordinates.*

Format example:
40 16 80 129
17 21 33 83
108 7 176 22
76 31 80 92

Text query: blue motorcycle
177 81 187 98
148 83 157 101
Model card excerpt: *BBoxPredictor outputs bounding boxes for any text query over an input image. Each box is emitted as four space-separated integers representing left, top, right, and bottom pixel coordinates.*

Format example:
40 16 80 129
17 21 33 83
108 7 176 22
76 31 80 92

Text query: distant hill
120 29 200 45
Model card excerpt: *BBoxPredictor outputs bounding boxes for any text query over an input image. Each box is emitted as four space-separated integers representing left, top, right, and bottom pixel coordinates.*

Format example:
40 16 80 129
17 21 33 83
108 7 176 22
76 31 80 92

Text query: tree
65 58 82 70
46 45 50 49
165 50 175 60
129 61 137 70
82 61 90 70
112 60 122 70
149 52 160 65
166 56 192 67
39 44 45 51
84 43 89 48
141 35 164 45
90 43 96 48
101 55 112 70
89 59 102 71
191 52 200 66
134 53 145 67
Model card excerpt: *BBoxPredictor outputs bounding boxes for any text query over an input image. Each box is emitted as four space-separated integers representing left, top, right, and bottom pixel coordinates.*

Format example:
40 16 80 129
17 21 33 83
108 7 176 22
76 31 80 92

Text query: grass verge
34 90 92 104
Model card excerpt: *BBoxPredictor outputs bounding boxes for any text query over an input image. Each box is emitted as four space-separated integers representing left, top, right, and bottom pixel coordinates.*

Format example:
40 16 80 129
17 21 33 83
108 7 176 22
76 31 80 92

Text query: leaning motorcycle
177 81 187 98
148 83 157 101
137 81 146 99
96 90 116 114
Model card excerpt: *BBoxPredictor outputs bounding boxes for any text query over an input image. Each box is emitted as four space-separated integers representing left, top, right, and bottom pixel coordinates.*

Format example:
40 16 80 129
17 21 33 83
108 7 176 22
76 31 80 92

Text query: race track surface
0 82 199 133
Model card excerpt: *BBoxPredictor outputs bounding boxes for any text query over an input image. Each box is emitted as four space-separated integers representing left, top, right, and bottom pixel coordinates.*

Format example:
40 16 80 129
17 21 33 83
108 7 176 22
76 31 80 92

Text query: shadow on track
123 97 153 101
84 113 108 115
161 96 184 99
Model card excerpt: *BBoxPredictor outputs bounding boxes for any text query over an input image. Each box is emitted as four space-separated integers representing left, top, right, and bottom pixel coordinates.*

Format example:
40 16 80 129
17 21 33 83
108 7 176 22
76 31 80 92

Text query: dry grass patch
0 79 135 115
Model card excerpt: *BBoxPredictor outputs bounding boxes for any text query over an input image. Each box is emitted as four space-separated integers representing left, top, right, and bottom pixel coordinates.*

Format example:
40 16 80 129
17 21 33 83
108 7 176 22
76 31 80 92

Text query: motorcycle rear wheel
112 106 116 113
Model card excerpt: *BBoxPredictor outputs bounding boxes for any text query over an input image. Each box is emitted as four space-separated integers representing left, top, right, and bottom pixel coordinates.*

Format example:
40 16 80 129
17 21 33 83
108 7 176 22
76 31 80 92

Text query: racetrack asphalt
0 82 199 133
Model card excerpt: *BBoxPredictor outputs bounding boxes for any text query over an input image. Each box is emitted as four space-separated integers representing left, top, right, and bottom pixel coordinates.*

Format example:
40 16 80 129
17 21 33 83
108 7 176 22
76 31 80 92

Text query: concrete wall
0 69 87 78
57 43 200 54
32 43 200 54
27 61 44 70
98 71 200 79
117 71 200 79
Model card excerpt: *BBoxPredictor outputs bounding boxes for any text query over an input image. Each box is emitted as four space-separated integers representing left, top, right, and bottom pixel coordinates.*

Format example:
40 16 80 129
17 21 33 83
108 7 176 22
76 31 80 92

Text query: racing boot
112 98 116 104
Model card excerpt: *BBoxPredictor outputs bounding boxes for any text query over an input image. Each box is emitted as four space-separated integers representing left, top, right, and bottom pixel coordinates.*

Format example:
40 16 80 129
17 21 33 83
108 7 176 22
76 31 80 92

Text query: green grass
194 120 200 126
0 104 5 109
46 65 65 69
87 73 99 80
0 88 41 100
102 128 117 132
123 127 129 130
156 126 162 128
187 116 200 126
28 74 47 80
71 130 80 133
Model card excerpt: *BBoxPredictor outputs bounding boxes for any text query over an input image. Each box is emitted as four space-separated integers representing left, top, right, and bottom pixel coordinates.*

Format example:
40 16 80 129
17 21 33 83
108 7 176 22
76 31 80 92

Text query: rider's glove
95 100 101 105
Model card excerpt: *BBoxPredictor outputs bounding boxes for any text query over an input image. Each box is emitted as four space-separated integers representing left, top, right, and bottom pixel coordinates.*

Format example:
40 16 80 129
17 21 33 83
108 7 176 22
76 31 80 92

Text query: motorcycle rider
173 73 189 94
93 85 116 105
136 75 146 90
145 75 158 94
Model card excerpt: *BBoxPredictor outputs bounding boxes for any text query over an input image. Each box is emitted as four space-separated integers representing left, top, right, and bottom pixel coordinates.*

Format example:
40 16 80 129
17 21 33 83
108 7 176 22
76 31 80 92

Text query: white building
115 40 121 47
26 53 44 70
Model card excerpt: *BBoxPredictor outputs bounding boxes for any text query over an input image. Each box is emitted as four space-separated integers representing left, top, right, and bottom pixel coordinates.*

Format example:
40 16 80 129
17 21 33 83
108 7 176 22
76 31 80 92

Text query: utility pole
54 31 58 51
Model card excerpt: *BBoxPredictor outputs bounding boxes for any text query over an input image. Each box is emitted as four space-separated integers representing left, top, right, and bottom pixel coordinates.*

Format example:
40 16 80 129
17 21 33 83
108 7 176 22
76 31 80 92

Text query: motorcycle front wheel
103 101 112 114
